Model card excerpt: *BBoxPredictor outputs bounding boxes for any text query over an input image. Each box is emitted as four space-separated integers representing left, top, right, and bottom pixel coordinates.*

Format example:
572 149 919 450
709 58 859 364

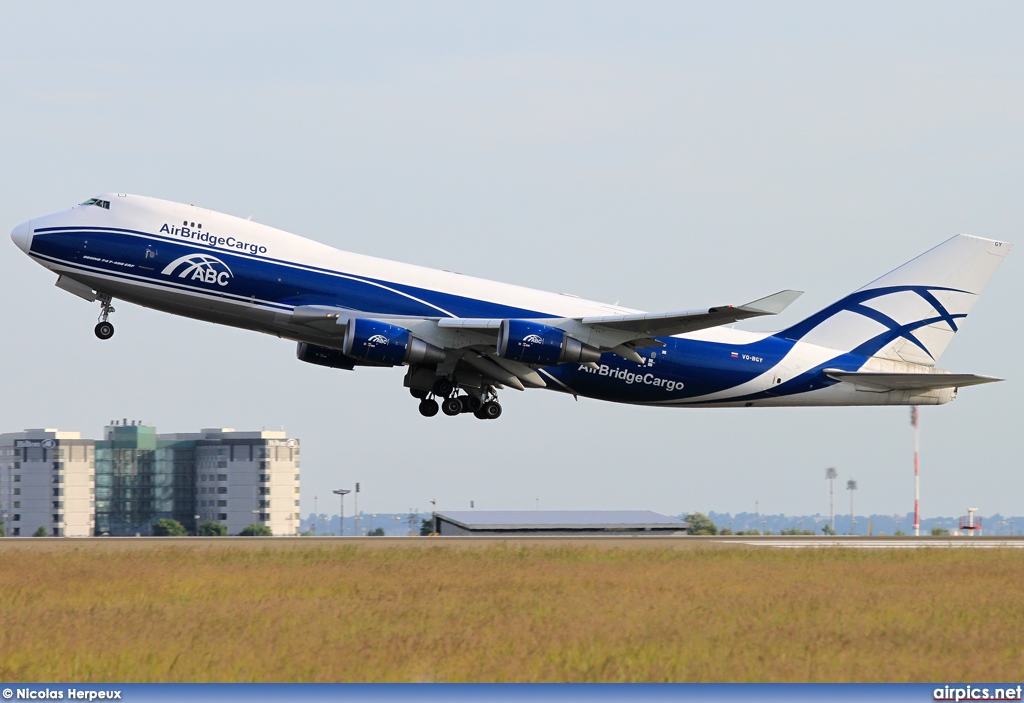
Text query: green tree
821 524 836 535
33 526 48 537
239 524 272 536
894 528 906 536
368 527 385 536
198 521 227 536
931 526 950 536
152 518 188 537
780 528 815 535
685 512 718 535
718 527 734 535
0 522 5 537
420 518 434 536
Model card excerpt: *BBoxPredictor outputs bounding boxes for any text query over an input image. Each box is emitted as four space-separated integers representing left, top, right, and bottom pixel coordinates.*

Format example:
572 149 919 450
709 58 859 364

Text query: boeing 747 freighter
10 194 1012 419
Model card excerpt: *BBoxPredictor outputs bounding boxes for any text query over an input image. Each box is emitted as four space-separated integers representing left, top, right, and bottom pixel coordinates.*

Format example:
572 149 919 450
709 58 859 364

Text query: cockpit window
79 198 110 209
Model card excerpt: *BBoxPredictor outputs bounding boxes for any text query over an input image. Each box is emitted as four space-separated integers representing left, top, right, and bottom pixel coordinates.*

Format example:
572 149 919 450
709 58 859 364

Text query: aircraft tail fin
777 234 1012 365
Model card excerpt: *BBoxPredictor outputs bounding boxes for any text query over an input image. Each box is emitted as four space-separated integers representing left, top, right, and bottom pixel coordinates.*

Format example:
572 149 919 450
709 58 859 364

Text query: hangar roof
436 510 685 530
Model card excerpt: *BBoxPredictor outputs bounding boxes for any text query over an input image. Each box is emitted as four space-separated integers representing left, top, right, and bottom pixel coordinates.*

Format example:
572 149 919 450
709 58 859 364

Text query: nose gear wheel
95 295 116 339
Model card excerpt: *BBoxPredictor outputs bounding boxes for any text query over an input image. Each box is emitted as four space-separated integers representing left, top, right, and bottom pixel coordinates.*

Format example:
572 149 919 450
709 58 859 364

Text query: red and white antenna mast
911 406 920 537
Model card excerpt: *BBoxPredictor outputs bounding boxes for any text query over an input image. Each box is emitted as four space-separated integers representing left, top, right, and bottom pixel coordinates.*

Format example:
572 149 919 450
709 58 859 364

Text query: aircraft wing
287 289 804 371
824 370 1002 391
577 290 803 337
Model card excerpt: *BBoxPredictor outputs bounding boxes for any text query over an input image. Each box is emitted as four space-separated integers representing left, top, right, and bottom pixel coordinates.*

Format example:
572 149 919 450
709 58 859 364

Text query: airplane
10 193 1013 420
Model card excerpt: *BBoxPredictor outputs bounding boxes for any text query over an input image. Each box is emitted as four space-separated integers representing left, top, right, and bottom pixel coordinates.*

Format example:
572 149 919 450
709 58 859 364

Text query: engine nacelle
497 320 602 365
342 318 446 366
296 342 359 370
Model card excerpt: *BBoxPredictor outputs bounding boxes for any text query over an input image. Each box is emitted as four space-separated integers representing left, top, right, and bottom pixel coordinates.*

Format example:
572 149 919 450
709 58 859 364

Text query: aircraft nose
11 219 34 254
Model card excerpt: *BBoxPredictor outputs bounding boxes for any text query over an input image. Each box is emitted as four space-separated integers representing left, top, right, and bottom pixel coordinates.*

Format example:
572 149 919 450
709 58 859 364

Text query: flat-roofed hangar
434 511 687 536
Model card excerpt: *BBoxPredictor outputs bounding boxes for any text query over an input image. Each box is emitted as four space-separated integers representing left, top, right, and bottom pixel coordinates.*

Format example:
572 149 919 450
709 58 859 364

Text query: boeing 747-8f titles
10 194 1012 419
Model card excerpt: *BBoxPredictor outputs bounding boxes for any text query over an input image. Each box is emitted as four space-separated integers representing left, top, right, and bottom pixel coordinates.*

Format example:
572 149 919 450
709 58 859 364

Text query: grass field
0 539 1022 682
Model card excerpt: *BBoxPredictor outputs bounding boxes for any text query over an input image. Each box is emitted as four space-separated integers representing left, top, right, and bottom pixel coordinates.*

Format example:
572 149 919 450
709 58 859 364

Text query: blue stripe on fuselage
540 334 845 405
29 227 546 320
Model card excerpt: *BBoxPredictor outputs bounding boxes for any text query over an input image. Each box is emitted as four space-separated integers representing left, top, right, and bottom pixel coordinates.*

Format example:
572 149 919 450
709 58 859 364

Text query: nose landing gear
94 295 116 340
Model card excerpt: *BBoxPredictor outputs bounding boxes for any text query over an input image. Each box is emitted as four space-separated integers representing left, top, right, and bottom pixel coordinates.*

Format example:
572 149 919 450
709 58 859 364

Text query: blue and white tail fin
778 234 1012 365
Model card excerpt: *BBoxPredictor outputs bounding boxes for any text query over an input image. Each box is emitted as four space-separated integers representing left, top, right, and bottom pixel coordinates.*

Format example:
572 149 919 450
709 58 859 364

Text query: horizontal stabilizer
824 369 1002 391
580 290 803 337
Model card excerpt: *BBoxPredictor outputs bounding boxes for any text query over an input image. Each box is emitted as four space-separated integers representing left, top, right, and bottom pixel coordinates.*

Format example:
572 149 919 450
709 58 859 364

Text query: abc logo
161 254 233 287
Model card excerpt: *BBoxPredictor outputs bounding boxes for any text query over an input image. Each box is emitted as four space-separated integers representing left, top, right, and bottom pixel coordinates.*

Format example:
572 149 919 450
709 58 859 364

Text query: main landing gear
411 378 502 420
94 295 115 340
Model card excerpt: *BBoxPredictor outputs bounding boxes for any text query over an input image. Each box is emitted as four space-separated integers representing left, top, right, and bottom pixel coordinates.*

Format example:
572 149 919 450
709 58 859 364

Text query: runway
1 535 1022 549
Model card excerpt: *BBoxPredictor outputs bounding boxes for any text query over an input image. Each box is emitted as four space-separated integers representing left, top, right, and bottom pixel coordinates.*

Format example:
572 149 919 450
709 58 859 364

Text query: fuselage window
79 198 109 209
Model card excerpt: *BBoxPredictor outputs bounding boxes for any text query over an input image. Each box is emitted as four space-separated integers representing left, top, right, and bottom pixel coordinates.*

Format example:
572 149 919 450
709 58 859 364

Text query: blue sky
1 2 1021 518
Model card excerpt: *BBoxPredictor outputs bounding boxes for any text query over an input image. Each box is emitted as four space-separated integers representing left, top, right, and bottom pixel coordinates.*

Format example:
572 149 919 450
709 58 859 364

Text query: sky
1 2 1021 520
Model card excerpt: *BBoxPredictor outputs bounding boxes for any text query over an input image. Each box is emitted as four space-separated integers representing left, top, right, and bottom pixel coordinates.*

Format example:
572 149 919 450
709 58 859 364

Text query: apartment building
0 429 95 537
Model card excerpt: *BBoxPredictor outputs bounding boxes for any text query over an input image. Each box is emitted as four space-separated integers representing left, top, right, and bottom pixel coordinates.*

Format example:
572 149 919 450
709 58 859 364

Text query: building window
258 487 270 495
217 500 226 507
294 474 300 481
52 501 63 509
13 488 19 496
294 500 300 507
217 474 227 482
217 513 227 521
259 500 270 508
294 487 300 493
217 461 227 469
259 474 270 482
52 514 62 523
13 501 19 509
12 514 19 522
12 527 19 536
12 475 19 482
52 528 61 537
217 487 227 494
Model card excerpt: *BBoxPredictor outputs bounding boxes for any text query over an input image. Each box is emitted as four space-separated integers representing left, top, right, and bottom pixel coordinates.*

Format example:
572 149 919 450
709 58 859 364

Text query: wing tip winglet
738 289 804 315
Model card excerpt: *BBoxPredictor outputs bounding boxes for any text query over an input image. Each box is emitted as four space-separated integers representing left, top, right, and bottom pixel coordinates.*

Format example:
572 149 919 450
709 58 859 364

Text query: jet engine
342 318 446 366
497 320 601 365
296 342 361 370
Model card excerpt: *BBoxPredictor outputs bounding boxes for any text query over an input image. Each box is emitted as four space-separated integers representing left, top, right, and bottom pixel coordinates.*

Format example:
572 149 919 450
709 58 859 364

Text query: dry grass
0 540 1022 682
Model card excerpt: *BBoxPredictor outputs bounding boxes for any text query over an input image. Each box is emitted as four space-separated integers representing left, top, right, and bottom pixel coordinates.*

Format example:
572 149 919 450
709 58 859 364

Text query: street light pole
354 482 360 535
847 480 858 535
333 489 350 536
826 467 837 532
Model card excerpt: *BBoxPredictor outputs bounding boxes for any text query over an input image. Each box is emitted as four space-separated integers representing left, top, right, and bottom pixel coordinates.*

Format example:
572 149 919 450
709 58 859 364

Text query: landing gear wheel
480 401 502 420
432 378 454 397
418 398 439 417
441 397 464 416
94 321 114 340
463 396 483 412
409 388 428 400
